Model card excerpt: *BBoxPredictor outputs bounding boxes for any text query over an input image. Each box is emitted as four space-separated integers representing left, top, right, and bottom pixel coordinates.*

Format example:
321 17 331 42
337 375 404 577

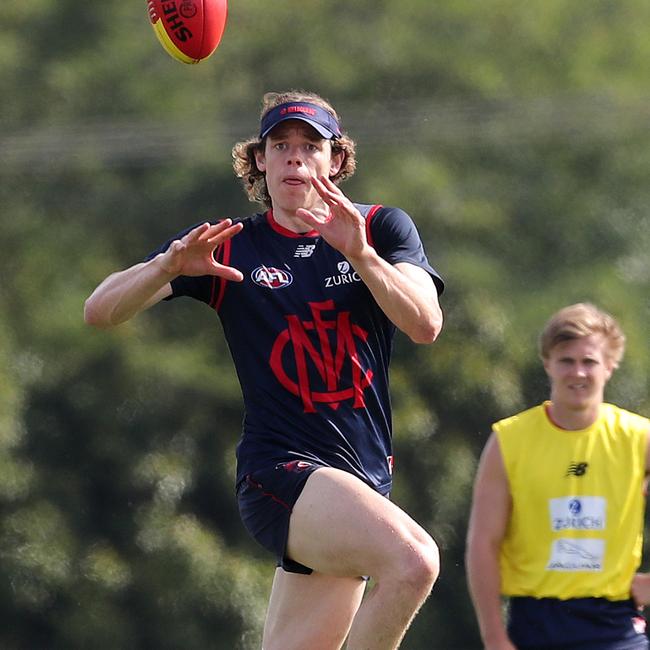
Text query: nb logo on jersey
269 299 373 413
566 462 589 477
251 266 293 289
294 244 316 258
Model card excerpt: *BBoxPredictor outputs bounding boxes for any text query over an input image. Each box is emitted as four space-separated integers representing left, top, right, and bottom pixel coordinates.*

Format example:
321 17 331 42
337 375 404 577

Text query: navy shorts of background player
508 597 649 650
146 203 444 572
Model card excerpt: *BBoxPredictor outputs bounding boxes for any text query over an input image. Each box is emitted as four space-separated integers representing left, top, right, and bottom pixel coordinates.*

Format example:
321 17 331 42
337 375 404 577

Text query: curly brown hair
232 90 357 207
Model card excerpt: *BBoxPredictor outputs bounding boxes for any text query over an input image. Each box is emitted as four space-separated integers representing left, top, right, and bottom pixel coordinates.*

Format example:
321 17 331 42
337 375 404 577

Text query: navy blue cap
259 101 342 139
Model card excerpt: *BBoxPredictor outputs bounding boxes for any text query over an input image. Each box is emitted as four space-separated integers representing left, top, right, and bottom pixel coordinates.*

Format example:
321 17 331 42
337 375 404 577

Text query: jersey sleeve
143 222 219 306
367 206 444 295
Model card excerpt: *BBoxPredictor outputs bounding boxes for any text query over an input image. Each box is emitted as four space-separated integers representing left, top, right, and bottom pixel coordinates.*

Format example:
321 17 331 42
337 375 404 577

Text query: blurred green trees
1 1 649 647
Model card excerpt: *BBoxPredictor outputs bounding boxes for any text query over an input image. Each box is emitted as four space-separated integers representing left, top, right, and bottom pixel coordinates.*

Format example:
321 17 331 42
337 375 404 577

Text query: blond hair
232 90 357 207
538 303 626 367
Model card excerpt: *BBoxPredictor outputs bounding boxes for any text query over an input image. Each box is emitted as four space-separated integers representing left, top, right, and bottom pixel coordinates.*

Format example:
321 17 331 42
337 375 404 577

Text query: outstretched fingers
185 219 241 243
295 206 329 229
213 262 244 282
310 175 347 208
179 222 209 247
169 219 244 280
205 219 244 245
205 219 244 281
297 177 350 228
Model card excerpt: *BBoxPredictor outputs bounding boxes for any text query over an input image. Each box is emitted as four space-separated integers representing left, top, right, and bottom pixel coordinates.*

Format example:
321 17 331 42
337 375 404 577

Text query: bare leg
262 569 366 650
263 467 439 650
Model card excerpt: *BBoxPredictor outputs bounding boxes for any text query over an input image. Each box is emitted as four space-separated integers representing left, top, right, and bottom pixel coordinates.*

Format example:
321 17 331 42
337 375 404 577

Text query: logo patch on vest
549 496 606 531
546 538 604 572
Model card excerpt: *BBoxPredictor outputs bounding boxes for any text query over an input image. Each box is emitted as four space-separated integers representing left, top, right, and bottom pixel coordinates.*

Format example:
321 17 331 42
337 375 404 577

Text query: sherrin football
147 0 228 64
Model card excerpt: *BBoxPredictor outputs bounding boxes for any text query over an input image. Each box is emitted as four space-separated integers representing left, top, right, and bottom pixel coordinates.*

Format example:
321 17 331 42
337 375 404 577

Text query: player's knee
395 534 440 596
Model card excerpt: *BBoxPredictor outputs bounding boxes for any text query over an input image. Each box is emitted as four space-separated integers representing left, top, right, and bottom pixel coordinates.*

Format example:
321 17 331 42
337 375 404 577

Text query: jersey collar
266 210 320 238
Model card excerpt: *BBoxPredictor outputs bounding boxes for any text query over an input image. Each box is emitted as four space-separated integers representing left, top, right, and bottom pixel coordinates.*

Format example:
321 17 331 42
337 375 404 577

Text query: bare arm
466 433 517 650
351 254 441 344
630 428 650 609
297 176 442 344
84 220 243 329
632 573 650 609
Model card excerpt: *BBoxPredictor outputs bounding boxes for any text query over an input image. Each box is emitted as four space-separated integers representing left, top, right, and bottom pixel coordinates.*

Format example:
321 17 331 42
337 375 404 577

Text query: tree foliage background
2 1 650 648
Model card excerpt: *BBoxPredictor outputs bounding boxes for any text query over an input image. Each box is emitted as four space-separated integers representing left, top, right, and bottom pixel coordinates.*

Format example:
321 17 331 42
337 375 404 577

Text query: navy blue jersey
146 204 443 494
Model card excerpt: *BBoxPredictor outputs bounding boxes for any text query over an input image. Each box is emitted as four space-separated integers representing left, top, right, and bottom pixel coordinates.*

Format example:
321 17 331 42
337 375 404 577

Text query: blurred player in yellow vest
467 303 650 650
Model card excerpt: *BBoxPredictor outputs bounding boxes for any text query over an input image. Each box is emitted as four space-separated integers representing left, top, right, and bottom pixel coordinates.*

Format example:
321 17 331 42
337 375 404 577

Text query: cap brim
260 115 336 139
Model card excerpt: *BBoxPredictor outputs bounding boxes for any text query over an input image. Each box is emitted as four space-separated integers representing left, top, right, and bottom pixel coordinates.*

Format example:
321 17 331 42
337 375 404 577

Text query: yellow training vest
495 402 648 600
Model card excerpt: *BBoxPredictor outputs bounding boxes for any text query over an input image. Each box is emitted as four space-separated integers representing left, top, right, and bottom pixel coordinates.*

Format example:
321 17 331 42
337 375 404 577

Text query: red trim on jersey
211 238 232 312
209 276 218 307
365 204 383 248
267 210 320 238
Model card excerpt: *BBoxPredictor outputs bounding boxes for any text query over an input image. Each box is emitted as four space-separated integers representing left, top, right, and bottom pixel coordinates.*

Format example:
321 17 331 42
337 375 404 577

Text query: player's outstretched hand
160 220 244 281
631 572 650 609
296 176 369 260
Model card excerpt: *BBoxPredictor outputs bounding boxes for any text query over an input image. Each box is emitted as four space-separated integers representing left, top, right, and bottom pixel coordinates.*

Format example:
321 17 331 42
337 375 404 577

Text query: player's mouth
283 175 306 186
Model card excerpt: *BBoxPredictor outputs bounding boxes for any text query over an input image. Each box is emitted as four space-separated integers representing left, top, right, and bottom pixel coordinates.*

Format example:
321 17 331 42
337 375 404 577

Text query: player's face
543 334 614 416
255 121 342 215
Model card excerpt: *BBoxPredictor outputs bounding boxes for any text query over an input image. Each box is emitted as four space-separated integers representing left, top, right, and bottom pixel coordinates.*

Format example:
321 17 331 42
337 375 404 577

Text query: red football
147 0 228 64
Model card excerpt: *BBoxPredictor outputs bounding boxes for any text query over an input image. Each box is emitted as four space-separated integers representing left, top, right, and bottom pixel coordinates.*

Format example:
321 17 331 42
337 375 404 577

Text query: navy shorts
236 460 321 575
508 596 649 650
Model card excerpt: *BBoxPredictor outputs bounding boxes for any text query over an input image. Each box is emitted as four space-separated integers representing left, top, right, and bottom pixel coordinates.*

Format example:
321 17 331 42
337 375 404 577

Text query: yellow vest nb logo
565 462 589 477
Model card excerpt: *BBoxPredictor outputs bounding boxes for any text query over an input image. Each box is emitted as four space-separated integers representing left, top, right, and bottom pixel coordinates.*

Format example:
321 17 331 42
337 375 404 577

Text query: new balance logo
294 244 316 258
566 462 589 477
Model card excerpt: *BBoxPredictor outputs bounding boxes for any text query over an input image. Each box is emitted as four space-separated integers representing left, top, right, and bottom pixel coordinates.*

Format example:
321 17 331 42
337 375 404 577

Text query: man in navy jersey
85 90 444 649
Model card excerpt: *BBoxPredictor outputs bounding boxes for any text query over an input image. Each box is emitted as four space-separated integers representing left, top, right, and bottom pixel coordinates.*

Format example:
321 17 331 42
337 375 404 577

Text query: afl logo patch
251 266 293 289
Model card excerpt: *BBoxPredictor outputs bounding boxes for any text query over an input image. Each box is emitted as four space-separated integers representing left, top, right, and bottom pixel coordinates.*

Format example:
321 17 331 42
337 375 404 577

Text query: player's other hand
296 176 369 260
160 220 244 281
631 572 650 609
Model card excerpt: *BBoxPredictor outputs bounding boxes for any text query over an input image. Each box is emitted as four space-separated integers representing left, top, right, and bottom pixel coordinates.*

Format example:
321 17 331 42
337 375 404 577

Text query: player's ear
254 148 266 173
329 148 343 177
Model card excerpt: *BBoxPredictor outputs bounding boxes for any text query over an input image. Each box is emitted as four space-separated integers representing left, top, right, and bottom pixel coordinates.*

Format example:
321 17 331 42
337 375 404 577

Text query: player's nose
286 153 304 166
